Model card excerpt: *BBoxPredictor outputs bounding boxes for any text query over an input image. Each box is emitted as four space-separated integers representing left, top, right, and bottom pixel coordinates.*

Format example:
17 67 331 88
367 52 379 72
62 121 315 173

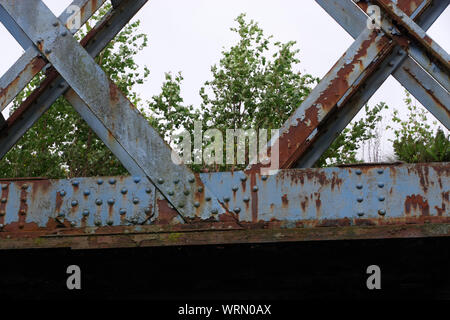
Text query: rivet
211 208 218 215
243 196 250 202
168 190 174 196
205 196 211 201
174 179 180 184
59 190 66 197
121 188 128 194
95 221 102 226
19 209 26 215
109 178 116 185
357 197 364 203
188 177 195 183
145 188 152 194
107 198 115 205
234 207 241 213
357 212 364 217
71 200 78 207
1 198 6 203
45 49 52 55
83 190 90 196
157 178 164 184
0 211 5 216
107 220 113 226
261 175 268 181
1 184 7 189
240 176 247 182
183 190 190 196
197 187 203 193
144 207 152 214
61 31 68 37
119 209 127 215
133 198 139 204
378 196 385 202
356 184 363 190
82 210 89 216
223 196 230 202
58 212 65 218
232 186 239 192
22 184 28 190
70 221 76 227
178 203 184 208
52 21 59 27
378 209 386 216
355 169 362 175
0 224 3 229
378 182 384 188
377 169 384 174
388 62 394 67
194 202 200 208
95 199 103 205
134 176 141 183
72 180 79 187
252 186 258 192
97 179 104 185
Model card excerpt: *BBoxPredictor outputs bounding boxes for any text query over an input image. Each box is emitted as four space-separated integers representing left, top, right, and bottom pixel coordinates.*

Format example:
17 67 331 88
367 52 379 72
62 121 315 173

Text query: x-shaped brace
247 0 449 172
0 0 225 218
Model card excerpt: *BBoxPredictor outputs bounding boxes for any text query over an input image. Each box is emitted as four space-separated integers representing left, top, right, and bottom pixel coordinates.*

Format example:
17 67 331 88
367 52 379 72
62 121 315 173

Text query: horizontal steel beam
0 0 106 111
0 163 448 249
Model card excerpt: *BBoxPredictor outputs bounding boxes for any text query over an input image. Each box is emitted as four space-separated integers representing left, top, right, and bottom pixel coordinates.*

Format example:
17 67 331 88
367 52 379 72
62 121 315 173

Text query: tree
389 91 450 163
0 3 150 178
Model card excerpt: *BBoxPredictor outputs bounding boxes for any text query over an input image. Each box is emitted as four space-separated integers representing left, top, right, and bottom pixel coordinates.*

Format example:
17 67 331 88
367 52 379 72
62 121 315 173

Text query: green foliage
316 103 388 167
0 2 150 178
389 92 450 163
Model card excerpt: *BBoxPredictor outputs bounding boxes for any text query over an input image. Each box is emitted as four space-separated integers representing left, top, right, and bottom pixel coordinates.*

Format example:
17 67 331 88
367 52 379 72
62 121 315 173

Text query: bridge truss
0 0 448 250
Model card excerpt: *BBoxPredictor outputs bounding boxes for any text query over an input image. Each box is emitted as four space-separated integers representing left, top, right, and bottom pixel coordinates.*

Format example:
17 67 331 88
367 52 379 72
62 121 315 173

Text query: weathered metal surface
0 0 148 160
0 163 447 249
0 0 225 218
375 0 450 80
0 0 106 111
247 0 445 172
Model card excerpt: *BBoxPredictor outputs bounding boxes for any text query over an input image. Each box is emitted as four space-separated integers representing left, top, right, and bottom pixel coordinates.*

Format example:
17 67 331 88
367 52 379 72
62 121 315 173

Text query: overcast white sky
1 0 449 160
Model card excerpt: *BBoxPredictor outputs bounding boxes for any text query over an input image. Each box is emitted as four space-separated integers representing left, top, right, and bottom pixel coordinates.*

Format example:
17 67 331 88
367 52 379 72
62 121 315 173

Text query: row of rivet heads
355 168 387 217
56 177 154 227
0 178 154 228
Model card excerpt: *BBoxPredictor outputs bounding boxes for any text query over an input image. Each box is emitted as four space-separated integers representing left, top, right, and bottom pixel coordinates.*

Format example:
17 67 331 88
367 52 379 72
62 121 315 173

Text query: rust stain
250 173 258 223
404 194 430 216
281 194 289 208
155 199 178 225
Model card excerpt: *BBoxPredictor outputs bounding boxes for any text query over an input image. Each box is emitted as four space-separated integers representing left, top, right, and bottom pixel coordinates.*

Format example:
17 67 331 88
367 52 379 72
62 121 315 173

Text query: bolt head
234 207 241 214
95 199 103 206
240 176 247 182
109 178 116 185
356 184 363 190
71 200 78 207
357 197 364 203
145 188 152 194
243 196 250 202
378 196 385 202
134 177 141 183
377 169 384 174
72 180 79 187
144 207 152 214
83 190 90 196
121 188 128 194
261 175 268 181
194 202 200 208
357 212 364 217
59 190 66 197
355 169 362 175
82 210 90 216
378 183 384 188
378 209 386 216
119 209 127 215
107 198 115 205
232 186 239 192
252 186 258 192
157 178 164 184
133 198 139 204
97 179 104 185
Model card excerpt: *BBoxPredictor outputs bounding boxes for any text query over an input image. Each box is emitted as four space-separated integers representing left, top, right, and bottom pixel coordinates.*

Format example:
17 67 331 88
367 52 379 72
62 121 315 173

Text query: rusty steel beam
375 0 450 75
0 0 147 164
0 222 449 250
0 0 106 112
0 0 225 219
0 163 447 233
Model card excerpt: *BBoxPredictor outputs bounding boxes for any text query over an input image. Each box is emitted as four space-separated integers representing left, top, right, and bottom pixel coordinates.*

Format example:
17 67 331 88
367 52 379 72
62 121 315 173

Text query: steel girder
0 0 448 249
246 0 449 171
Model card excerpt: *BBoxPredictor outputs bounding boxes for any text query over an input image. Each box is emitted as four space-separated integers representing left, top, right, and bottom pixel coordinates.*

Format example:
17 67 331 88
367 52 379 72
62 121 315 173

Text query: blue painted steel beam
0 163 447 229
0 0 147 165
0 0 107 112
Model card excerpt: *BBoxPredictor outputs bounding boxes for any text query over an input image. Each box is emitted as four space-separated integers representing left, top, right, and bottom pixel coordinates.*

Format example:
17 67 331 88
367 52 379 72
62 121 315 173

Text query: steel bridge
0 0 448 252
